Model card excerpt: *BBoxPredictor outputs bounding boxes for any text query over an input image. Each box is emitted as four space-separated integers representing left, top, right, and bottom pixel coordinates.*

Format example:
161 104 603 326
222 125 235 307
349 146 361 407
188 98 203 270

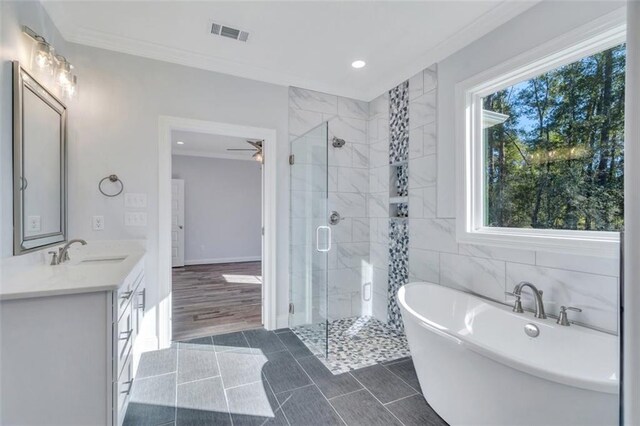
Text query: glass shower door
289 122 329 357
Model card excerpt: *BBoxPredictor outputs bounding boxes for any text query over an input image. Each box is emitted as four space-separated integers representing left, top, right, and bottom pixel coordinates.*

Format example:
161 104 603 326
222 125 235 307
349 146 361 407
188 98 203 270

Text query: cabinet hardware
120 291 133 301
136 288 146 311
119 329 133 341
120 379 133 395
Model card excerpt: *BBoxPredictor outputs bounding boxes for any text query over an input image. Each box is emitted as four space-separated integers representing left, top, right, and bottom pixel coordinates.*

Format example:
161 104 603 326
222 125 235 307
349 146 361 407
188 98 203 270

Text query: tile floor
291 316 411 374
124 328 448 426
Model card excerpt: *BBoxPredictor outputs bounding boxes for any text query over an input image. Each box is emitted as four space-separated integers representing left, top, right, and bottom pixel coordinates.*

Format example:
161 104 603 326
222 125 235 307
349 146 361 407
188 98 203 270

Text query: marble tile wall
289 87 371 322
367 92 391 323
290 61 620 334
403 64 620 334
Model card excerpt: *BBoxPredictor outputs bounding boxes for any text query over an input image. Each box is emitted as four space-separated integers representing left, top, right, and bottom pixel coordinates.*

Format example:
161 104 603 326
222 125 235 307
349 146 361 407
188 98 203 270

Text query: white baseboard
276 313 290 330
184 256 262 266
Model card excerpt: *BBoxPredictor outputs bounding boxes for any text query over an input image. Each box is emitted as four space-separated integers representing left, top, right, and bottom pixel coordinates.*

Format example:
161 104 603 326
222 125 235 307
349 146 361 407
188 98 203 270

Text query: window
457 18 626 256
483 43 625 231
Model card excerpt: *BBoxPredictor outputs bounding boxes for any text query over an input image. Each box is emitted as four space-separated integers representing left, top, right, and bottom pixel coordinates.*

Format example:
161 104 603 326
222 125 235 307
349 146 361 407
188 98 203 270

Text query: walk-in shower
289 120 409 374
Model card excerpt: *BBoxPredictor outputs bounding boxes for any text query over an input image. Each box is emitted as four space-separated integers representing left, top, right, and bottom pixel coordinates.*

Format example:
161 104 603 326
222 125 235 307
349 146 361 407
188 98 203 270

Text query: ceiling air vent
211 22 249 42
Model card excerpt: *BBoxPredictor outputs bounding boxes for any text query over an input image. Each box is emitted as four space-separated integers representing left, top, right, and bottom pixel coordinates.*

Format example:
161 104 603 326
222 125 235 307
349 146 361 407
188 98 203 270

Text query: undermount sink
79 256 127 265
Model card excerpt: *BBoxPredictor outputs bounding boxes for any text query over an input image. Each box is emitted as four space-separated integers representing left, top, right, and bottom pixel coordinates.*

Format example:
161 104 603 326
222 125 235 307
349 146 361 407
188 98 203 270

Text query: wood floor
172 261 262 341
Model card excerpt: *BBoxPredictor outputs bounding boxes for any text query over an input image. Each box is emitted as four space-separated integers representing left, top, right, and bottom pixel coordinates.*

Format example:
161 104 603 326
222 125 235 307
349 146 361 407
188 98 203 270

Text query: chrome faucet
54 239 87 264
509 281 547 319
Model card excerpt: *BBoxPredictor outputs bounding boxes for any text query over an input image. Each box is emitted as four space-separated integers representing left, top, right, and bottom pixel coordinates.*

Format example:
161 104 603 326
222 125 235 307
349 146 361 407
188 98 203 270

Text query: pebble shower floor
291 316 411 374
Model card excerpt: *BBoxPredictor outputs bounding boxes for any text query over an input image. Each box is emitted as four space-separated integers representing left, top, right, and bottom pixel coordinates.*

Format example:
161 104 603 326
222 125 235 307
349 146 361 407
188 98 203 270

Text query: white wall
68 45 290 333
0 0 71 257
407 1 624 333
172 155 262 264
315 0 624 332
1 0 292 341
288 88 371 322
3 0 625 340
437 0 624 218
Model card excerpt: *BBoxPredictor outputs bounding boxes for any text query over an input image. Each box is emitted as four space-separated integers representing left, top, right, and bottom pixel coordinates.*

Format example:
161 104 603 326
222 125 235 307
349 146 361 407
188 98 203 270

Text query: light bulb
31 38 54 74
63 74 78 99
254 152 263 163
55 56 72 87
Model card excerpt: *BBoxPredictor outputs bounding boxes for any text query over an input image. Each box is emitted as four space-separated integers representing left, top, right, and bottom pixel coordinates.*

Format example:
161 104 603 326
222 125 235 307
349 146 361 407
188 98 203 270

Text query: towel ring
98 174 124 197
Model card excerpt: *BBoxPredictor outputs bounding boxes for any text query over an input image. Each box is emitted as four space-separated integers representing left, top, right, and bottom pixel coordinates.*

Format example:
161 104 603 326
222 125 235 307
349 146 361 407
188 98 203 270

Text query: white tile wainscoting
289 87 372 321
290 62 620 334
404 66 620 334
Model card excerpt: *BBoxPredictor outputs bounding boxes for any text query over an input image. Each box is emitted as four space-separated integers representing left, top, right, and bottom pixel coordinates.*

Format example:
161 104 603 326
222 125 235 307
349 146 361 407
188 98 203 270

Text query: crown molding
362 0 541 100
62 25 363 99
50 1 539 102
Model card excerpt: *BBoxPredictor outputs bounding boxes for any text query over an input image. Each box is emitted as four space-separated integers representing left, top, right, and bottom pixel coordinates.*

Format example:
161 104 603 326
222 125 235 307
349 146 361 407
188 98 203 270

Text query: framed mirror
13 61 67 254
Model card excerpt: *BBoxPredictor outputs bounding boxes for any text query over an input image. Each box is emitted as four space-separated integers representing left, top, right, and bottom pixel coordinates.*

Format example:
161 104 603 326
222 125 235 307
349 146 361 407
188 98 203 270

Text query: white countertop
0 240 146 301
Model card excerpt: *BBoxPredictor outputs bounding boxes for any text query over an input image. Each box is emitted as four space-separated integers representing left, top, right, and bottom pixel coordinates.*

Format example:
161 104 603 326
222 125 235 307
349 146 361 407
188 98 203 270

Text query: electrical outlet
125 211 147 227
124 193 147 209
27 215 41 232
92 215 105 231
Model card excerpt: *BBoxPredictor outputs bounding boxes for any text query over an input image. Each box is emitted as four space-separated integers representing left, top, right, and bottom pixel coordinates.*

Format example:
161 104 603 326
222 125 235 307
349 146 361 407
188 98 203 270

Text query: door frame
170 179 185 267
158 116 278 348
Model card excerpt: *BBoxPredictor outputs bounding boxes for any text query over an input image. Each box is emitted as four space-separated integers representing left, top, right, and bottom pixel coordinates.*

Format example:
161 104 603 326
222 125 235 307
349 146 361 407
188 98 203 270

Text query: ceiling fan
227 140 263 163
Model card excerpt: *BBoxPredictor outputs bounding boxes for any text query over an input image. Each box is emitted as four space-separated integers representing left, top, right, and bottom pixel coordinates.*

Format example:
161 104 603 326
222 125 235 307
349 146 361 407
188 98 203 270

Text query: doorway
158 117 277 347
170 131 264 340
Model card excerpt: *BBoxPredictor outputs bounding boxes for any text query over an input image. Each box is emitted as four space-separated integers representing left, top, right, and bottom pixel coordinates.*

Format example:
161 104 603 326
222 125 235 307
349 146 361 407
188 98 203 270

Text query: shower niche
389 161 408 218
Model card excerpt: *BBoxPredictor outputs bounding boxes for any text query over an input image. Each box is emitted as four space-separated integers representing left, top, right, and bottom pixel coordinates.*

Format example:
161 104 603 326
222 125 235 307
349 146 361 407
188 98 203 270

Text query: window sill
457 227 620 258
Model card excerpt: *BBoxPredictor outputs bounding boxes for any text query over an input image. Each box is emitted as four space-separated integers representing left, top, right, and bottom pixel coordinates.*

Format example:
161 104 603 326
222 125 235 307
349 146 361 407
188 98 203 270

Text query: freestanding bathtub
398 282 618 426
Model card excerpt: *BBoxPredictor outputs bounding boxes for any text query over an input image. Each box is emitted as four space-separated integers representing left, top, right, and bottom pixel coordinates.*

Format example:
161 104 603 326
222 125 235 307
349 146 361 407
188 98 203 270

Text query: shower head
332 137 346 148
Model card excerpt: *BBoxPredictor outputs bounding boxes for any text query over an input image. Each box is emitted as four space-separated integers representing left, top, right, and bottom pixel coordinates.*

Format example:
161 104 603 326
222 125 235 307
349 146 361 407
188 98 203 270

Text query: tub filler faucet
506 281 547 319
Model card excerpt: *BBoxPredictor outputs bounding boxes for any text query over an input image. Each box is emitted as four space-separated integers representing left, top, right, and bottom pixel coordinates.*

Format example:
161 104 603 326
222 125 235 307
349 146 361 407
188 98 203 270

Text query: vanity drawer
116 302 133 379
115 353 133 426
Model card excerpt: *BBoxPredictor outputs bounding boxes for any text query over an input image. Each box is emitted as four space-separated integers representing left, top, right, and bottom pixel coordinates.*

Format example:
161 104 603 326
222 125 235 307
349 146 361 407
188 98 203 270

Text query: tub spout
512 281 547 319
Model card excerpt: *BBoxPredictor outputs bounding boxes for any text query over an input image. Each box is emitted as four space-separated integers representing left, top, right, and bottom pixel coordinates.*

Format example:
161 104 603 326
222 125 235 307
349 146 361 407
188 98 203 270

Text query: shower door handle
316 226 331 252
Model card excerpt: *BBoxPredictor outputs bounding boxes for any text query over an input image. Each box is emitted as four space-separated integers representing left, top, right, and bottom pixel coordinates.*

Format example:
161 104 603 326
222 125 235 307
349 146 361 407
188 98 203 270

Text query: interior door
289 122 329 357
171 179 185 267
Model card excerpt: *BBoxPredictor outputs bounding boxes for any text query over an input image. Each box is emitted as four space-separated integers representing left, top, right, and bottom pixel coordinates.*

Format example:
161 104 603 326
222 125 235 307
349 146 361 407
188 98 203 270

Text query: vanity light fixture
177 141 185 145
22 25 78 99
351 60 366 69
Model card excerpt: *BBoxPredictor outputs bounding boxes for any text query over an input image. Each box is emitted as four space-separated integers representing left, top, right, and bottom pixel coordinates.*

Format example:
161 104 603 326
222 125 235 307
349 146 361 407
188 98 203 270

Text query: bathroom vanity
0 241 146 425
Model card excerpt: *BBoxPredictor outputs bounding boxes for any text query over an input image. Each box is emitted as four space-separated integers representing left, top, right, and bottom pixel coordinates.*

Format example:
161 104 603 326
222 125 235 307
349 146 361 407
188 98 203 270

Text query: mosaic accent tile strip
389 81 409 165
394 163 409 197
388 80 411 332
291 316 410 375
395 203 408 218
388 219 409 331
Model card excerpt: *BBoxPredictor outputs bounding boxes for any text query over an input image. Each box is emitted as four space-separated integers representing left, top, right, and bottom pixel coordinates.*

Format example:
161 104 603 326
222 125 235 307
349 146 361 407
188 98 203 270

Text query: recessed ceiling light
351 60 366 69
177 141 185 145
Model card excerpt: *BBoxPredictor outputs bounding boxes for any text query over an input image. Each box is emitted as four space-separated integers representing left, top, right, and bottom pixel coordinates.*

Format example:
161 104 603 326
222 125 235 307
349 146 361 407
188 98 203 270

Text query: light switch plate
124 193 148 209
27 216 41 232
92 215 105 231
125 211 147 227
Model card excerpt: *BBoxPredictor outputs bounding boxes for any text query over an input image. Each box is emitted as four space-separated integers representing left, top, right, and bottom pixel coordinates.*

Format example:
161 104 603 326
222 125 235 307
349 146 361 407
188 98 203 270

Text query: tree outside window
482 43 626 231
